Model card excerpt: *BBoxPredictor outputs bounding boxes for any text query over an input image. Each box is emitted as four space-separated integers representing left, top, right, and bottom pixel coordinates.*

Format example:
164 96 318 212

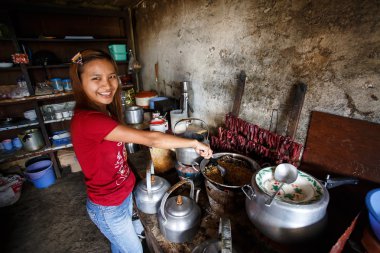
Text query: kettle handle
173 118 209 140
146 160 155 198
159 178 195 223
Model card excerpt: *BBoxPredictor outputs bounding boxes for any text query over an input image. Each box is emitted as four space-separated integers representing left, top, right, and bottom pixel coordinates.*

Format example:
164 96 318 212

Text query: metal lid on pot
165 195 195 217
254 166 325 204
140 175 168 192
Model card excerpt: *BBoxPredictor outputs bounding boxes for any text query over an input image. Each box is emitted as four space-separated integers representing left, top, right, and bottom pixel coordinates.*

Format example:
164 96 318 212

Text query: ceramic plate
255 167 324 204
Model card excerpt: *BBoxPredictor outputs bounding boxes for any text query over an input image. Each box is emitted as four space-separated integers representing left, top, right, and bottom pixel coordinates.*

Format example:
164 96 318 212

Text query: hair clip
71 52 83 65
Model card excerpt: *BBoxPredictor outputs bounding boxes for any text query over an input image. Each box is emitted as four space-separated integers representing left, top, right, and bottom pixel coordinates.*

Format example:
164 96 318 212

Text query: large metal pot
174 118 209 165
158 179 201 243
241 166 329 243
134 161 171 214
18 128 44 151
199 152 260 215
124 106 144 124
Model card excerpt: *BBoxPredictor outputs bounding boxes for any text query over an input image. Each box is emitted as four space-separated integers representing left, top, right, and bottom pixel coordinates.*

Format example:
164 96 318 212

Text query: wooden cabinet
0 4 133 177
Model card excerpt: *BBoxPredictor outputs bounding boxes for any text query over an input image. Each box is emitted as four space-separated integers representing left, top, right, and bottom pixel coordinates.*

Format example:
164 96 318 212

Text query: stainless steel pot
174 118 209 165
124 106 144 124
18 128 44 151
134 161 171 214
199 152 261 189
158 179 201 243
241 166 329 243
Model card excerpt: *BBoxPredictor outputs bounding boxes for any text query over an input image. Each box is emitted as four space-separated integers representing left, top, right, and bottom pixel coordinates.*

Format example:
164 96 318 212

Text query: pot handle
323 174 359 189
159 178 195 223
191 161 200 172
241 184 256 200
173 118 209 140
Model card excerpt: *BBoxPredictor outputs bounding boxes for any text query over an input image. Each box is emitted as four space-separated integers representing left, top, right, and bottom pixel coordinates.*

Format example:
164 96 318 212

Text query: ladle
265 163 298 206
208 155 227 177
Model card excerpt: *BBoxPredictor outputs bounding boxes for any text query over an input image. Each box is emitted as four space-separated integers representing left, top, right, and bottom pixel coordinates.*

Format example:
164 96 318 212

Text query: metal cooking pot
18 128 44 151
241 167 359 243
158 179 201 243
134 161 171 214
199 152 261 189
192 218 239 253
174 118 209 165
124 106 144 124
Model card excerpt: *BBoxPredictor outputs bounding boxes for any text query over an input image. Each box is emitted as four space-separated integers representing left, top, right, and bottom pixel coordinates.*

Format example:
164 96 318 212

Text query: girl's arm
104 125 213 158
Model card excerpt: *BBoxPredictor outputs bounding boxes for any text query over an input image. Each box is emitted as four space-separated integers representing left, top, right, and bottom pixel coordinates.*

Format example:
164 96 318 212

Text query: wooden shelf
0 92 73 105
0 66 20 71
0 120 39 132
17 37 129 42
26 63 71 69
0 143 72 164
44 117 72 124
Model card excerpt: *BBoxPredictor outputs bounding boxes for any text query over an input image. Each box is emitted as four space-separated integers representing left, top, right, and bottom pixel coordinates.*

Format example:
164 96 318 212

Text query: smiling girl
69 49 212 253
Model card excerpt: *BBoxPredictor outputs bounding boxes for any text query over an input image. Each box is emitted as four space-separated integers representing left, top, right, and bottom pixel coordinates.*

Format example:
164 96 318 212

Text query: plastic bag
0 174 24 207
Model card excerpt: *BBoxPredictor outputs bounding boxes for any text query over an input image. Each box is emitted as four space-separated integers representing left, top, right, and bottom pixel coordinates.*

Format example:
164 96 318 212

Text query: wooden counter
127 146 376 253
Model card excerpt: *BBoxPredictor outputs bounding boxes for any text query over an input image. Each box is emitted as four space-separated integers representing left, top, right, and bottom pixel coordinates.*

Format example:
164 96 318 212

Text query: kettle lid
140 175 169 192
165 195 196 217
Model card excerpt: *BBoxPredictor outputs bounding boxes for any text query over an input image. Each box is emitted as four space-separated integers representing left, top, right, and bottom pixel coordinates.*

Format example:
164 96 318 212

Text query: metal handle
324 174 359 189
173 118 209 140
159 178 195 223
241 184 256 200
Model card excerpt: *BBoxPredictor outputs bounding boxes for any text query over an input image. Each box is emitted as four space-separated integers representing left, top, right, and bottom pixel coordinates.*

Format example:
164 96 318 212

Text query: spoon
265 163 298 206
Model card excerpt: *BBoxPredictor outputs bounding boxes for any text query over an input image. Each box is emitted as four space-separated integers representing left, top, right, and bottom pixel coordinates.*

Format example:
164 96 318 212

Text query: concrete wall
134 0 380 144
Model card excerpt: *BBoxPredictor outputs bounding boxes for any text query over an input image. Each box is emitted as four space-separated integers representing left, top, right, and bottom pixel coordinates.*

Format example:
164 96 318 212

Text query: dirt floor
0 169 149 253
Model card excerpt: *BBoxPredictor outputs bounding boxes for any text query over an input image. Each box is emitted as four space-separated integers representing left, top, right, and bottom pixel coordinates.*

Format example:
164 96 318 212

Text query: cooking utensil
207 155 227 177
18 129 44 151
134 160 171 214
200 153 260 189
192 218 238 253
174 118 209 165
242 167 359 243
158 179 201 243
265 163 298 206
124 106 144 124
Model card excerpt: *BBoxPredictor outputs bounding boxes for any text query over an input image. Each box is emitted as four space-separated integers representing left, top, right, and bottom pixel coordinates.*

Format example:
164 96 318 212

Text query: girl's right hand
194 141 213 159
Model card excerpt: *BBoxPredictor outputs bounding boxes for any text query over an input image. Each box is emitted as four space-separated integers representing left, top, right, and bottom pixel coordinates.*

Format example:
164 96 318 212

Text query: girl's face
80 59 118 109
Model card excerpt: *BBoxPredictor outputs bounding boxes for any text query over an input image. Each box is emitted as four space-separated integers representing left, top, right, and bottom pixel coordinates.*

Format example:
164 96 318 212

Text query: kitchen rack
0 4 134 177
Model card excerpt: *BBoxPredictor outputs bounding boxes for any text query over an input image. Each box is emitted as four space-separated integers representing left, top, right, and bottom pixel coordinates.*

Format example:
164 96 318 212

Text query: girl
69 49 212 253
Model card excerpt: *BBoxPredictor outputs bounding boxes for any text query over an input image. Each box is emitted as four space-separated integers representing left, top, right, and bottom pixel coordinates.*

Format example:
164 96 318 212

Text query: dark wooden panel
301 111 380 183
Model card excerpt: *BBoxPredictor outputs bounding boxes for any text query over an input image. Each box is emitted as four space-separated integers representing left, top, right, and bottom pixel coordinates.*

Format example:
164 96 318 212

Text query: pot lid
140 175 168 192
255 167 325 204
135 91 157 98
165 195 195 217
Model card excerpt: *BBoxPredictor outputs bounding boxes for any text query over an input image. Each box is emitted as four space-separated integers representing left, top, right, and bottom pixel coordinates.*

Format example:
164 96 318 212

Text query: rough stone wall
135 0 380 144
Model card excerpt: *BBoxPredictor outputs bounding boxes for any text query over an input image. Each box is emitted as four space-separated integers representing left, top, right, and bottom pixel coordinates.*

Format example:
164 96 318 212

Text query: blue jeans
86 194 143 253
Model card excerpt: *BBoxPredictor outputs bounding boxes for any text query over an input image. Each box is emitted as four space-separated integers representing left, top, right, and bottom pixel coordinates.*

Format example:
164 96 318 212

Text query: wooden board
301 111 380 183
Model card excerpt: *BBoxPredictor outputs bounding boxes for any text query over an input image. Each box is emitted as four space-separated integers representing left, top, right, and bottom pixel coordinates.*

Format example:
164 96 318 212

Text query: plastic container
110 53 127 61
62 78 72 91
366 188 380 241
108 44 127 53
149 96 168 110
25 160 56 189
50 78 63 92
170 109 187 134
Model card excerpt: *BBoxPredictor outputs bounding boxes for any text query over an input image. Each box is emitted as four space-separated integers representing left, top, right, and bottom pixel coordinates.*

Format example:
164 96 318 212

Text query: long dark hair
69 49 124 123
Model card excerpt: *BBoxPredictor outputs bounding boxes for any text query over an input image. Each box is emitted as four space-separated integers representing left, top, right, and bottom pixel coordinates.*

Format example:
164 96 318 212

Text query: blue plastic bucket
25 160 56 189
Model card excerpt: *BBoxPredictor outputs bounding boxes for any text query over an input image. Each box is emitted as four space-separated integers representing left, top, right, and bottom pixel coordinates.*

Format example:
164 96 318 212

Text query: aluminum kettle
173 118 209 165
158 179 201 243
134 160 170 214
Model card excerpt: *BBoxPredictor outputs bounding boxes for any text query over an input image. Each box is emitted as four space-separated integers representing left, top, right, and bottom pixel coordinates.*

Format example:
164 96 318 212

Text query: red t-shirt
71 109 135 206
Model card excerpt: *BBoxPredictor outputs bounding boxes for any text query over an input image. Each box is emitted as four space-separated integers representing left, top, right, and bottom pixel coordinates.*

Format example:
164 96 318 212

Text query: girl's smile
80 59 119 110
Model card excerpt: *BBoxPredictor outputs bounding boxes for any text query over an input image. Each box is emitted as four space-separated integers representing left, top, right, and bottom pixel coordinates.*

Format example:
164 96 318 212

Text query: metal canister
18 129 44 151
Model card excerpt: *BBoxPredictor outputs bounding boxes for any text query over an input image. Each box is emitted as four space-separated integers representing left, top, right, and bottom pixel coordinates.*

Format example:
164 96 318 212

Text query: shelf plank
0 143 73 164
17 37 129 42
44 117 72 124
0 120 39 132
0 92 74 105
